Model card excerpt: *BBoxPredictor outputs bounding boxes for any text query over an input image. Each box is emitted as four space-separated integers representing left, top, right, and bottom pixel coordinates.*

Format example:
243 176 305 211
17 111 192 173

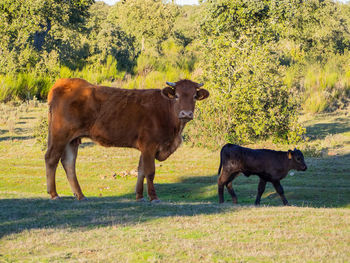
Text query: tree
193 0 304 145
110 0 177 53
275 0 350 63
172 5 204 47
0 0 94 73
85 2 137 71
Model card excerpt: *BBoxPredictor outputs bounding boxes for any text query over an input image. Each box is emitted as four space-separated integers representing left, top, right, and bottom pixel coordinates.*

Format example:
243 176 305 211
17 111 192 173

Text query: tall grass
0 56 127 102
123 68 191 90
123 39 196 89
60 55 126 86
0 73 52 102
289 53 350 113
2 43 349 117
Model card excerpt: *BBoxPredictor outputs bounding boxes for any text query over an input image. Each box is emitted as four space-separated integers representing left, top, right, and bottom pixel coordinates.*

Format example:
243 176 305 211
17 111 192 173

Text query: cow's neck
155 116 188 162
286 155 295 171
168 101 187 137
174 119 188 137
179 120 187 133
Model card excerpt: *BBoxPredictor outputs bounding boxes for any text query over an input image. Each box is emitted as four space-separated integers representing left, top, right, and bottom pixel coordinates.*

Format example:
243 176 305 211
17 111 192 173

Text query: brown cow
45 78 209 202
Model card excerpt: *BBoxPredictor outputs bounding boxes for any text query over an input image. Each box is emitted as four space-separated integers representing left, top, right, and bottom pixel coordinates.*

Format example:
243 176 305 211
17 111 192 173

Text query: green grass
0 102 349 262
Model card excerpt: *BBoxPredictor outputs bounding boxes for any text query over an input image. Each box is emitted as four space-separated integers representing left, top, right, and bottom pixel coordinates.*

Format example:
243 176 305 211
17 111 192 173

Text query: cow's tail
218 145 225 176
218 159 222 177
218 143 234 176
46 83 57 148
46 98 53 149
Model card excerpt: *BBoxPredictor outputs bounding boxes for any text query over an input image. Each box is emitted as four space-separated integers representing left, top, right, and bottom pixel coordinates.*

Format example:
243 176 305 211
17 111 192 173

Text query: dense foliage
1 0 350 145
193 0 303 144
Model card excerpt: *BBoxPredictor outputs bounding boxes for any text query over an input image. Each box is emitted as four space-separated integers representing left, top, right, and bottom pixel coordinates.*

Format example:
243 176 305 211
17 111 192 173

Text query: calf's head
288 148 307 171
161 79 209 121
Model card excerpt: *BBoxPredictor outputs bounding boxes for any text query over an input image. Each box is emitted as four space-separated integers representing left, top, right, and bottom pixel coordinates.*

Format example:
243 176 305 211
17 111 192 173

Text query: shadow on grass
0 195 235 238
0 154 349 238
19 116 35 120
0 135 33 142
306 117 350 140
80 141 96 148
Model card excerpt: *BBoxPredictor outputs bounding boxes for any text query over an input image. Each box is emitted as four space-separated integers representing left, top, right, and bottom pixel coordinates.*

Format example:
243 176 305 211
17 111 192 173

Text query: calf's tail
218 143 235 176
218 146 225 176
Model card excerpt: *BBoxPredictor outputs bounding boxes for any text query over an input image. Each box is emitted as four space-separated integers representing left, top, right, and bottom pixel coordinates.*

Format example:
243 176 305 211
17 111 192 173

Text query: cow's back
48 78 102 136
48 78 177 150
90 87 174 149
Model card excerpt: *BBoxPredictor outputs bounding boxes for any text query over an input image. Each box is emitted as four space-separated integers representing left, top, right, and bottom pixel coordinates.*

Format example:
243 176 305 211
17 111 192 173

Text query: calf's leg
272 181 289 206
61 139 85 200
226 181 238 204
218 168 232 203
226 173 239 204
255 178 266 205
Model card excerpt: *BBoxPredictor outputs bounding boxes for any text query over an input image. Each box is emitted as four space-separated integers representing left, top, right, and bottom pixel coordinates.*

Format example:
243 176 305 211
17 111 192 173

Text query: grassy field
0 102 349 262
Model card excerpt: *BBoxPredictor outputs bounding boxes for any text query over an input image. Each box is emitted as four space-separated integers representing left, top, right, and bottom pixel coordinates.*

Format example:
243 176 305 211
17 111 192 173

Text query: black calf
218 144 307 205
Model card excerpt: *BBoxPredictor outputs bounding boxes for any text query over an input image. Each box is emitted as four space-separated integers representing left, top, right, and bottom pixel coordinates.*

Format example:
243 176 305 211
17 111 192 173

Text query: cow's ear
161 87 176 100
195 89 210 100
288 150 293 160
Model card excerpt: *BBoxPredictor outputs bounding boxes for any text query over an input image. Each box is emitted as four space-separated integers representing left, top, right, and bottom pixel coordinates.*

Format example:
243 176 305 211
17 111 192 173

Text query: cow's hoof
50 195 60 200
74 193 88 201
136 198 146 202
151 199 161 204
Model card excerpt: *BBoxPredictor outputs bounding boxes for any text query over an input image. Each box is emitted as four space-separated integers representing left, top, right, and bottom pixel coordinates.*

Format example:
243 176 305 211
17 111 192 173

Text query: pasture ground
0 102 349 262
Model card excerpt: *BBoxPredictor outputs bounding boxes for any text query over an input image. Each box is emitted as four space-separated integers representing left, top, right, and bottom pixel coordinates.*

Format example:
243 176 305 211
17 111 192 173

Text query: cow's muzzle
178 111 193 120
301 165 307 171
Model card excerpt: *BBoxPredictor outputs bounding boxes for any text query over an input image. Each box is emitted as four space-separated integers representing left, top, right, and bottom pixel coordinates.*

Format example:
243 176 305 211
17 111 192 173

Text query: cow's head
288 148 307 171
161 79 209 122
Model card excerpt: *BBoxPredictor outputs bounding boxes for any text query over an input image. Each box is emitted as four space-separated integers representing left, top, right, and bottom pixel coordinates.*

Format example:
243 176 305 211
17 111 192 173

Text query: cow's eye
194 94 198 100
175 94 179 99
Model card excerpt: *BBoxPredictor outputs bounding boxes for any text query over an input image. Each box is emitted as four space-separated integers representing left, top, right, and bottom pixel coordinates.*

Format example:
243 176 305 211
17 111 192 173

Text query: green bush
33 116 48 151
190 0 305 147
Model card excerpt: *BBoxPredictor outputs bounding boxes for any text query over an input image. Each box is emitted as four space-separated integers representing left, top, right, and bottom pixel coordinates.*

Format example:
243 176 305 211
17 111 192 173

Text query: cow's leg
45 143 65 200
226 176 238 204
61 138 85 200
218 168 231 203
255 178 266 205
135 155 145 201
143 153 158 202
272 180 289 206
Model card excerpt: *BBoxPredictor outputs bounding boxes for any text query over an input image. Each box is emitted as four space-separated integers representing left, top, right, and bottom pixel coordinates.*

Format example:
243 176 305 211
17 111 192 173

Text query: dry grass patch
1 207 349 262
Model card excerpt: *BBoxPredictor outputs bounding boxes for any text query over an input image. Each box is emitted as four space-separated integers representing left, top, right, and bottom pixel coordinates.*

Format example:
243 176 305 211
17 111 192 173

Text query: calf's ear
161 87 176 99
288 150 293 160
196 89 210 100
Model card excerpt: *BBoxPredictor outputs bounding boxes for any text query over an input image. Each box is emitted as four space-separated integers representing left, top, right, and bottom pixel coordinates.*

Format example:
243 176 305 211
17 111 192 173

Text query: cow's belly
89 127 138 148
